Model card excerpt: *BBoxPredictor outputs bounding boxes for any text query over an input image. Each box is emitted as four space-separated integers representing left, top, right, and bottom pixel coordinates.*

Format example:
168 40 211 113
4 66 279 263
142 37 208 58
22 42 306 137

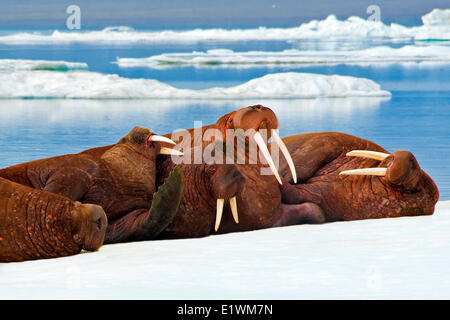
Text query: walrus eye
146 140 154 148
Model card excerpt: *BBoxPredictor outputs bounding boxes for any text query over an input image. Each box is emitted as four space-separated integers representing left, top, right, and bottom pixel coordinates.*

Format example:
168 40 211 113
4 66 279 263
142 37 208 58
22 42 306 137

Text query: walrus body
0 127 184 244
278 132 439 222
155 105 312 238
155 154 323 239
0 177 107 262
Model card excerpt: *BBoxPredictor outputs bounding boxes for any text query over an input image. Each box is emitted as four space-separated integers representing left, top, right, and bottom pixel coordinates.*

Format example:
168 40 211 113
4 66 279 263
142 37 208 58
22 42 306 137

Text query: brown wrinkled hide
154 105 286 238
0 177 106 262
156 156 247 238
278 132 439 221
0 127 164 244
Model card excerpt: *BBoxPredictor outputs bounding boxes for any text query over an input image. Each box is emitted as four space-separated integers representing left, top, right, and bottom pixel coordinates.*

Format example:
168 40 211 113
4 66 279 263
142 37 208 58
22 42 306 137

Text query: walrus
0 127 184 244
154 105 306 235
0 177 107 262
155 148 322 238
162 104 298 185
277 132 439 222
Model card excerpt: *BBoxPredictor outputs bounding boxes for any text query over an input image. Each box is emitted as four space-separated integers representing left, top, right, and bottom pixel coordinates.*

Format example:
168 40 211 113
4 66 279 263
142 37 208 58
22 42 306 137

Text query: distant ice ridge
0 9 449 44
422 8 450 26
0 71 391 99
0 59 88 72
116 45 450 69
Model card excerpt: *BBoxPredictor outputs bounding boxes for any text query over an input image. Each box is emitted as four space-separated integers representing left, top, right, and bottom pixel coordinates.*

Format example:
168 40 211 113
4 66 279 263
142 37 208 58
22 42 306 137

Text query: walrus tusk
229 196 239 224
339 168 387 176
148 135 177 145
271 129 297 184
215 198 225 232
159 147 183 156
346 150 390 161
254 131 283 185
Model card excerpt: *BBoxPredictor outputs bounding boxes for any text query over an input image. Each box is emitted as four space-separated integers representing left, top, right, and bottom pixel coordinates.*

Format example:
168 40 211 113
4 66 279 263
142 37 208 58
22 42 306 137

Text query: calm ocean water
0 39 448 199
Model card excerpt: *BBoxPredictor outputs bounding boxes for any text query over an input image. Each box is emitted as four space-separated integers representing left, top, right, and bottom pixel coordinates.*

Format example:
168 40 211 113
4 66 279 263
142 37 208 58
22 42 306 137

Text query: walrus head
340 150 439 201
216 105 297 185
71 202 108 251
206 164 246 232
118 126 182 159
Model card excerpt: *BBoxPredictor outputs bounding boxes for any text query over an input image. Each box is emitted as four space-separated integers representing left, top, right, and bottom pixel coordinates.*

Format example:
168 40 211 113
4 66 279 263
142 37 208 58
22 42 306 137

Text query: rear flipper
104 167 185 243
274 202 325 227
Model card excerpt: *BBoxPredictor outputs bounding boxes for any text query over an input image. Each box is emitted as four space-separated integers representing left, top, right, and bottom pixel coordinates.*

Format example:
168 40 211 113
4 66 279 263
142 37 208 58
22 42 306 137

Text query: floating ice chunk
0 9 448 44
0 71 391 99
422 8 450 26
0 59 88 72
115 45 450 69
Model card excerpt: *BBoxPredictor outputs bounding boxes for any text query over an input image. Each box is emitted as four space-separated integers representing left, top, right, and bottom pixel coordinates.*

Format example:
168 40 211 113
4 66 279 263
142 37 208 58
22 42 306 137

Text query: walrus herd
0 105 439 262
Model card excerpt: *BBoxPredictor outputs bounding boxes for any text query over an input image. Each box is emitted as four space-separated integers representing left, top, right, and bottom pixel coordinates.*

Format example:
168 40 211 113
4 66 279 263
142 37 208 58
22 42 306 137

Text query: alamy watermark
166 124 281 177
66 5 81 30
367 4 381 22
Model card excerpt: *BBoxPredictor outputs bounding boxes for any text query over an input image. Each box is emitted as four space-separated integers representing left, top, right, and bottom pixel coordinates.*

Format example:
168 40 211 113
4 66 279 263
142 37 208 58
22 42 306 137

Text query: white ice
0 9 448 44
0 201 449 299
422 8 450 26
0 71 391 99
115 45 450 69
0 59 87 72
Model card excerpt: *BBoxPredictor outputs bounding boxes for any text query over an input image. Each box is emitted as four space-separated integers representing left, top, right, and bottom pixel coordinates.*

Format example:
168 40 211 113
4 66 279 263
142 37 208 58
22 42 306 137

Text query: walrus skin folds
0 127 184 244
0 177 107 262
277 132 439 223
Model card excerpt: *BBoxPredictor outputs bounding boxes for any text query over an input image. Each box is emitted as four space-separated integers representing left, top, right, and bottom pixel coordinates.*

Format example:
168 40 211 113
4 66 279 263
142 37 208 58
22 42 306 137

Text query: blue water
0 38 449 199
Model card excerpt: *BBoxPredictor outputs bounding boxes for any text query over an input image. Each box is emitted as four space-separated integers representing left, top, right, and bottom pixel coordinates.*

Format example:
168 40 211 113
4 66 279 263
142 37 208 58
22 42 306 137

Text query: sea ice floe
0 71 391 99
0 9 448 44
115 45 450 69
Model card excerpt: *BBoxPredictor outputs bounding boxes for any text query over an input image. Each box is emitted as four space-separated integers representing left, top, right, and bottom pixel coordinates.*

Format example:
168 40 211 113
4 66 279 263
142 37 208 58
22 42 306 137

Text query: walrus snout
209 165 245 232
72 203 107 251
233 105 279 134
383 151 422 192
212 165 245 199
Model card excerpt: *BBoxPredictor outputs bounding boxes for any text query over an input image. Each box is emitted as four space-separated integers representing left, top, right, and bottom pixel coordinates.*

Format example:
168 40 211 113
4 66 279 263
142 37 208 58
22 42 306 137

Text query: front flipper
104 167 185 243
43 167 91 201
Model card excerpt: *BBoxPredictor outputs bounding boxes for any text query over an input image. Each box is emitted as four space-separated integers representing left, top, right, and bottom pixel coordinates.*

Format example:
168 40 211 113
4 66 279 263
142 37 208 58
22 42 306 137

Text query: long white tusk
254 131 283 185
339 167 387 176
148 135 177 145
215 199 225 232
229 196 239 224
346 150 390 161
159 147 183 156
271 129 297 184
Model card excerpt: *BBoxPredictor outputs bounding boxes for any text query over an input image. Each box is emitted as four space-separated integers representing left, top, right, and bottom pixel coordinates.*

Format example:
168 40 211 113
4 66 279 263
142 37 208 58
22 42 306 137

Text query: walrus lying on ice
0 127 184 244
277 132 439 223
0 177 107 262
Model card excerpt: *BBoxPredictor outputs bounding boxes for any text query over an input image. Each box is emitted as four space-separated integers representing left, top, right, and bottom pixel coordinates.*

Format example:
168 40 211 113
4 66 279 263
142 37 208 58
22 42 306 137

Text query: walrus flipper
104 167 185 243
135 167 185 240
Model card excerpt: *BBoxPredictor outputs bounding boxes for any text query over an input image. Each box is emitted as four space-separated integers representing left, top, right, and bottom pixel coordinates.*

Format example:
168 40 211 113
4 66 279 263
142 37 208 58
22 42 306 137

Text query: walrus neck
157 157 215 211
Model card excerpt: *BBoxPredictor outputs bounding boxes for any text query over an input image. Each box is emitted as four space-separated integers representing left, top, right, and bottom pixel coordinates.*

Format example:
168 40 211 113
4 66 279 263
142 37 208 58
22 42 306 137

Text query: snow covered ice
0 59 87 72
116 46 450 69
0 9 448 44
0 201 449 299
0 71 390 99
